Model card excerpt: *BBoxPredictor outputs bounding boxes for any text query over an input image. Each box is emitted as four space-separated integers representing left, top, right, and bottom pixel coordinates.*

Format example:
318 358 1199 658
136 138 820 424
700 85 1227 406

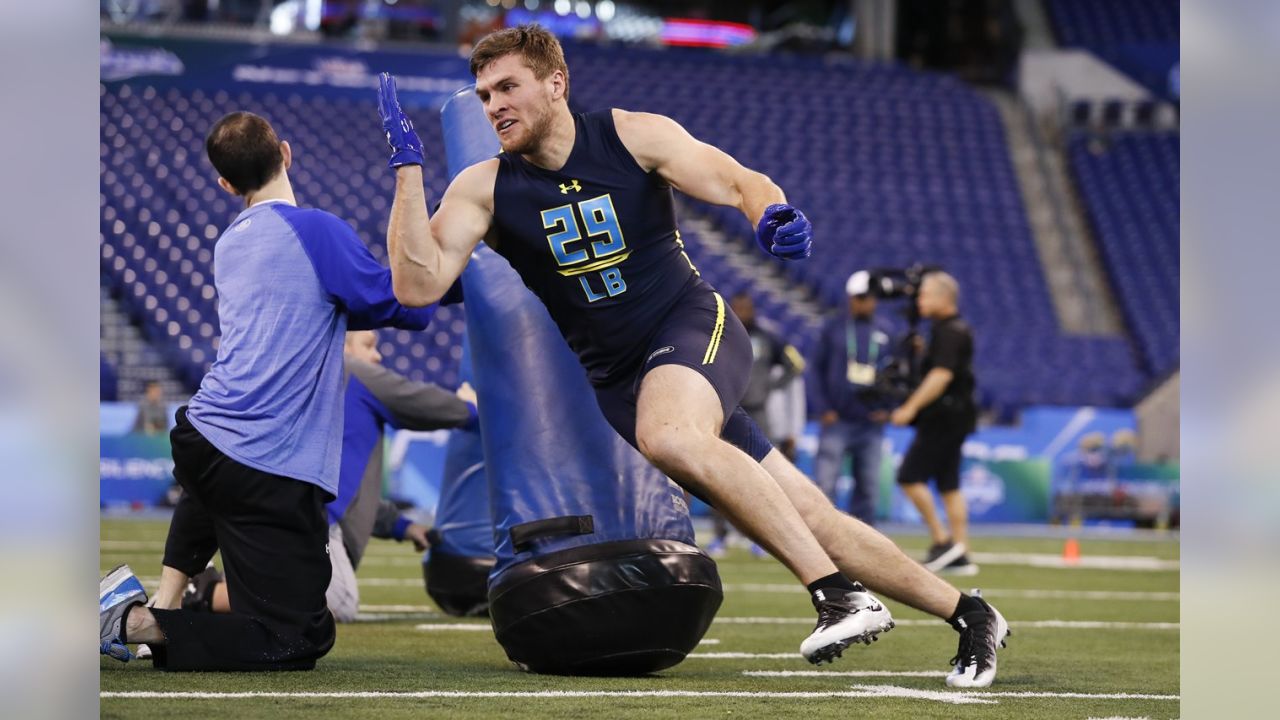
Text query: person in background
811 271 896 525
891 272 979 575
132 381 169 435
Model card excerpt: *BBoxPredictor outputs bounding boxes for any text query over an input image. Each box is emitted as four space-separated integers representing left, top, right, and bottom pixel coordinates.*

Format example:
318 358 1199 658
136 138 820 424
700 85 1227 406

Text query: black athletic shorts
896 423 968 493
592 285 774 463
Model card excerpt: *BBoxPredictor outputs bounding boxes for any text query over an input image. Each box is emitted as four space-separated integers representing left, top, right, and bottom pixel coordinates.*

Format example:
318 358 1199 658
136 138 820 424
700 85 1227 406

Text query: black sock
119 603 139 644
947 593 986 630
806 572 857 597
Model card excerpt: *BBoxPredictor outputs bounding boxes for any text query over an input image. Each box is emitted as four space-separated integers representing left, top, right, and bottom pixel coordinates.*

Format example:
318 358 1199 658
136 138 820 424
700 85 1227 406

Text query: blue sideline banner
101 33 471 107
100 433 175 508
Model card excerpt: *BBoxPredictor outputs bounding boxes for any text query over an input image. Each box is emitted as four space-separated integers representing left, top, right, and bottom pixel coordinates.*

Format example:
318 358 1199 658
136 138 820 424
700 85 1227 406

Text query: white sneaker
799 583 895 664
946 592 1010 688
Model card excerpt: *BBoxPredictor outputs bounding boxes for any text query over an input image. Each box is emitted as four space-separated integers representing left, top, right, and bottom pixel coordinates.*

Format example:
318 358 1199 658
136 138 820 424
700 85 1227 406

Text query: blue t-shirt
186 200 434 496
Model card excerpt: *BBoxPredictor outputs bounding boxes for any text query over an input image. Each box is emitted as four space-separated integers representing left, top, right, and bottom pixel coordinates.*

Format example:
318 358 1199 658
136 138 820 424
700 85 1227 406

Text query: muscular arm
613 109 785 228
387 160 496 307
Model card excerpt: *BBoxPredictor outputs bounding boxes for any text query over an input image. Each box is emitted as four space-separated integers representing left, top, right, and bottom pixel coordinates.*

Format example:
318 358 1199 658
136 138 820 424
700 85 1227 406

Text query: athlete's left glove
378 72 424 168
755 203 812 260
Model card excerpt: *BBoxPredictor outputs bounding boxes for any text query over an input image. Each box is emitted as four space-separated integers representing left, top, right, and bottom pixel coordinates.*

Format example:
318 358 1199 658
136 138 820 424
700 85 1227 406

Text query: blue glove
754 203 812 260
378 73 424 168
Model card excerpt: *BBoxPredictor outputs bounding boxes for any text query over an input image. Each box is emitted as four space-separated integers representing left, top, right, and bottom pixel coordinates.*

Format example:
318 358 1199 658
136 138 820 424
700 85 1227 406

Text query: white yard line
100 687 1180 707
969 552 1178 571
743 670 948 677
99 540 167 551
710 618 1179 630
722 584 1177 601
354 578 424 587
99 690 991 703
358 604 440 613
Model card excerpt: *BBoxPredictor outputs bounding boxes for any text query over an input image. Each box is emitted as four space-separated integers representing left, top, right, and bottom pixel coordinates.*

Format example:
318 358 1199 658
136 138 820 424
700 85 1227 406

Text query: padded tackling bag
423 336 495 617
441 87 722 675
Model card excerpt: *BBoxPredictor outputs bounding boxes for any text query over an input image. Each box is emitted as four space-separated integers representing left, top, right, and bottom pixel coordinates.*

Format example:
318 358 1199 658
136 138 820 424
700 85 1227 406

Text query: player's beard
505 98 555 156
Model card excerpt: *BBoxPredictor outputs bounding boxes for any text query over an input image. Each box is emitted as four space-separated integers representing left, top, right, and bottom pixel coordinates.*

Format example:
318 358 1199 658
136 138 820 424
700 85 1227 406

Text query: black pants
149 407 336 671
896 422 969 493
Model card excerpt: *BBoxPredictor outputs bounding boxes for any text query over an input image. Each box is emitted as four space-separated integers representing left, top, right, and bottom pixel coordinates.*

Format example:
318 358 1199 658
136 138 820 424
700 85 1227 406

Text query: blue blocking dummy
441 86 722 675
423 335 494 617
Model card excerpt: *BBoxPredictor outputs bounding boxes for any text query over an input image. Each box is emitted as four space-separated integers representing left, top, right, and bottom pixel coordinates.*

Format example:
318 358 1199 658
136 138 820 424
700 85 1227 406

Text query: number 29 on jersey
542 194 629 302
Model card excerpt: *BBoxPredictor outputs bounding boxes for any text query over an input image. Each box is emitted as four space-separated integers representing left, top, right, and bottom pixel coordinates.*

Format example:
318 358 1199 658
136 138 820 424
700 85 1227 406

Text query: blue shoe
705 538 727 559
100 564 147 662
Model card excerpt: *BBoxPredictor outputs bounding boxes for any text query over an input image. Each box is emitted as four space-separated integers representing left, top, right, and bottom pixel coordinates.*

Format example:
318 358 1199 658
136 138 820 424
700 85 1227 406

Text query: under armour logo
559 179 582 194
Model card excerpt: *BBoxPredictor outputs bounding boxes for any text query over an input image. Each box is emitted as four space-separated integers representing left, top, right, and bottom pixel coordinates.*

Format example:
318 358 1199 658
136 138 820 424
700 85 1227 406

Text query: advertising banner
100 433 175 507
101 33 472 107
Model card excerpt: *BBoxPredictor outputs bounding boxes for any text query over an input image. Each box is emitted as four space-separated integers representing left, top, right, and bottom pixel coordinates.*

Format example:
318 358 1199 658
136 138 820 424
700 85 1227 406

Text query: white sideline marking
689 653 799 659
711 618 1178 630
943 689 1178 701
743 670 947 677
984 588 1177 601
99 687 1180 706
356 556 424 567
846 685 1179 704
413 623 492 632
99 689 990 703
698 638 720 645
723 584 1178 601
970 552 1178 571
100 541 166 550
355 578 423 587
358 613 439 622
359 604 439 613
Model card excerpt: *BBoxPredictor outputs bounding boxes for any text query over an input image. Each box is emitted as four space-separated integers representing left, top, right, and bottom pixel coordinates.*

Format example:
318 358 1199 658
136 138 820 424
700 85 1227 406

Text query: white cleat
799 583 895 665
946 591 1010 688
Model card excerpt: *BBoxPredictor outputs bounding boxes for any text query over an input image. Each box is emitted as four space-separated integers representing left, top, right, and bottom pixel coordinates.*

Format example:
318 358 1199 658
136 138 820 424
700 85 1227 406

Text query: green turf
100 518 1180 719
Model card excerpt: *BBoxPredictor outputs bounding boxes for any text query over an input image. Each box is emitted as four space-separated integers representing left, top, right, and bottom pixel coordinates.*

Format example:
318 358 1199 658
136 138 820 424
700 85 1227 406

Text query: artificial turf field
100 517 1179 719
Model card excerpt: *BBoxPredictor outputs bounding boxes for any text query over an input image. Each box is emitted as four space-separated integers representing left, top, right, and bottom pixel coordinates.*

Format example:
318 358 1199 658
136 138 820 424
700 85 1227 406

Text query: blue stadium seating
1067 132 1178 377
564 46 1149 411
1046 0 1178 49
100 44 1169 414
100 83 465 389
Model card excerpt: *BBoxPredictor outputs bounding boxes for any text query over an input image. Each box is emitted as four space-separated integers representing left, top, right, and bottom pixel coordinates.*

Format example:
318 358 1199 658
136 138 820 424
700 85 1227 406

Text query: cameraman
891 272 979 575
811 271 895 525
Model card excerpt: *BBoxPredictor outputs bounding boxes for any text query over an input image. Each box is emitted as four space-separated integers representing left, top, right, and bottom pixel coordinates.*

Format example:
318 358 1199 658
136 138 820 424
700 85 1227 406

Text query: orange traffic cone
1062 537 1081 565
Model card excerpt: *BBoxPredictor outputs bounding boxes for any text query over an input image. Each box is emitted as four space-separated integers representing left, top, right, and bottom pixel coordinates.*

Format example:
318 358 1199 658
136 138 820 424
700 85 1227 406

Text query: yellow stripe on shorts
702 292 726 365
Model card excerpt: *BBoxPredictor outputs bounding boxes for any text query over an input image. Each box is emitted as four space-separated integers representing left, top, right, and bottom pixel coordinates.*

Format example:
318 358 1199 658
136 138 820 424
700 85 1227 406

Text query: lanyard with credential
845 321 880 367
845 321 880 386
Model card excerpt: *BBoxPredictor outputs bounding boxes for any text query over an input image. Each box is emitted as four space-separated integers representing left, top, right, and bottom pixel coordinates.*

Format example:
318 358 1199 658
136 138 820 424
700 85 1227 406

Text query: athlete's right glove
377 72 424 168
754 203 812 260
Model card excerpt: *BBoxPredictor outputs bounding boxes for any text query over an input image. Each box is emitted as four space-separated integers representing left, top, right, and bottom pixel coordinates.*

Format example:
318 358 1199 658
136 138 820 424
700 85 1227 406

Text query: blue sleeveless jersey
490 110 705 385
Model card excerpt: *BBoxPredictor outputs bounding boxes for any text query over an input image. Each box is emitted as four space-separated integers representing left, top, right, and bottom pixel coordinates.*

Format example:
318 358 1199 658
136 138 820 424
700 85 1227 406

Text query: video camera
865 264 943 400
